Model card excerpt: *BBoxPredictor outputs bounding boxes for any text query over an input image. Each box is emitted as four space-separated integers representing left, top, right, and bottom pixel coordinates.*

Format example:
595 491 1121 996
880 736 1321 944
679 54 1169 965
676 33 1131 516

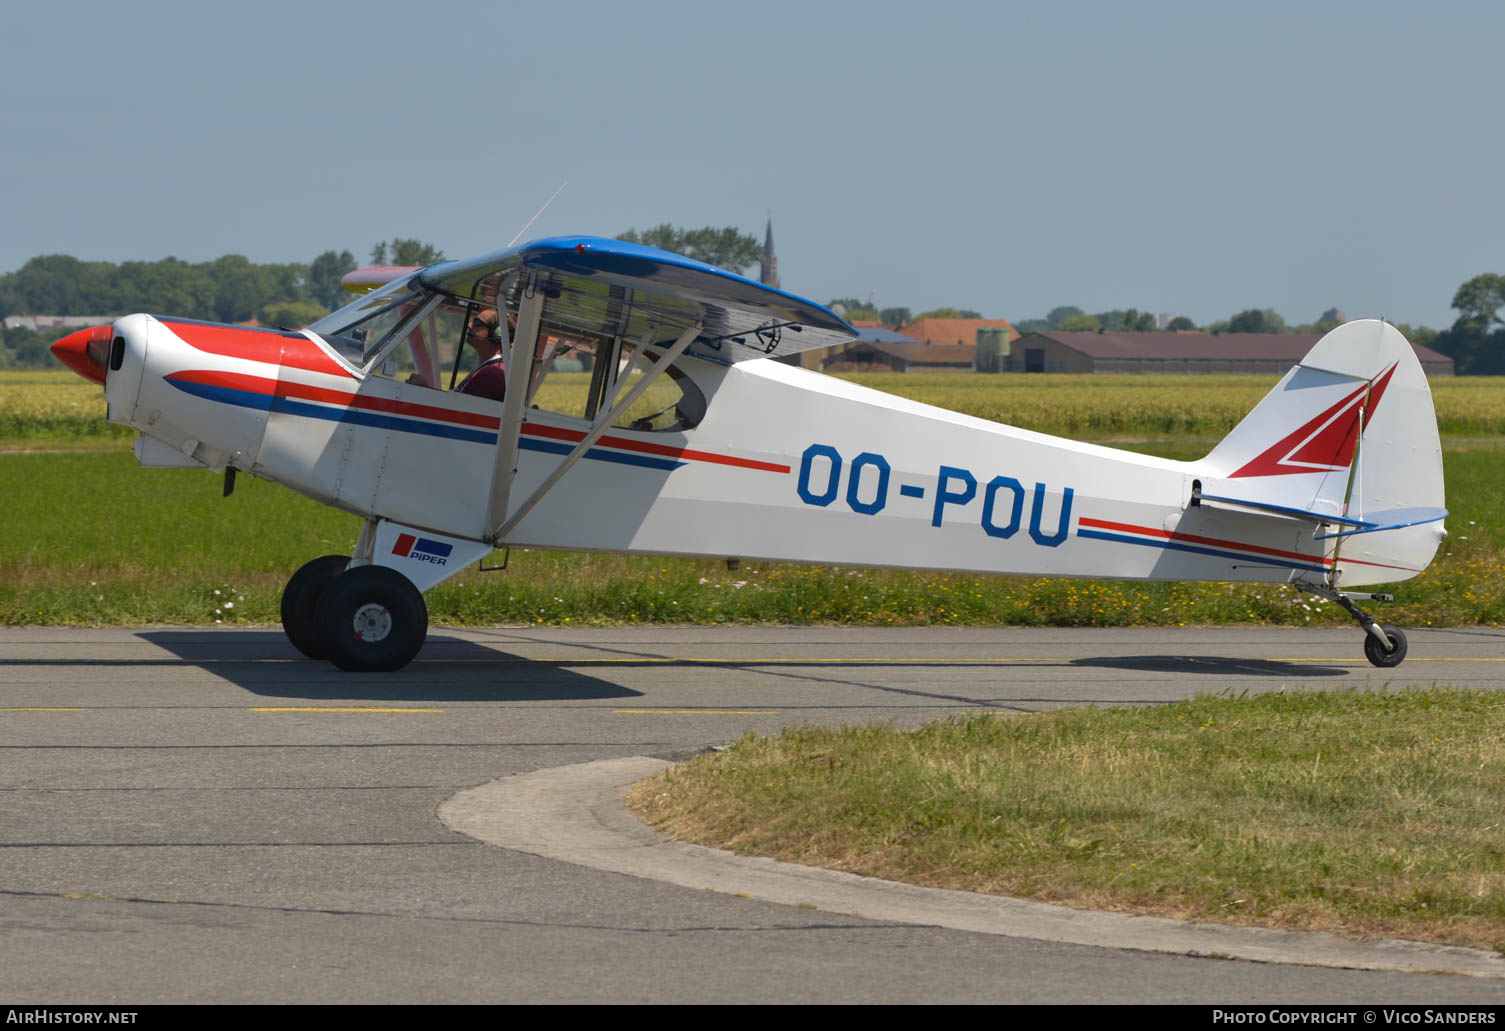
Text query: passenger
456 309 508 402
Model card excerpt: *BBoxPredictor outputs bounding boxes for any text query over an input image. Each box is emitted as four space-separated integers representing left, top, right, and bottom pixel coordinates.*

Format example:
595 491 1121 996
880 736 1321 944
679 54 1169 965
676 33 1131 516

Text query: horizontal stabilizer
1312 507 1449 541
1192 491 1370 527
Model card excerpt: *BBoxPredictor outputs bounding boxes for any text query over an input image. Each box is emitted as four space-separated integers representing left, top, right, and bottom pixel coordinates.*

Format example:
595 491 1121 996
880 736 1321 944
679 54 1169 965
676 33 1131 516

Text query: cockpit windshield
306 274 426 366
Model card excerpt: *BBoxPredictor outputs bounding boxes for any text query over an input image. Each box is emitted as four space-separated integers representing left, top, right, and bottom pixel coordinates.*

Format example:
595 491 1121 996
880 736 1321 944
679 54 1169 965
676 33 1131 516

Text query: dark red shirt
458 357 506 402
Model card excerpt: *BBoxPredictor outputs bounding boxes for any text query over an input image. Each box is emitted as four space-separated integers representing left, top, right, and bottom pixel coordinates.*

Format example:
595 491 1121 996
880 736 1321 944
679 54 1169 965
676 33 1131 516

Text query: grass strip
3 449 1500 627
627 690 1505 951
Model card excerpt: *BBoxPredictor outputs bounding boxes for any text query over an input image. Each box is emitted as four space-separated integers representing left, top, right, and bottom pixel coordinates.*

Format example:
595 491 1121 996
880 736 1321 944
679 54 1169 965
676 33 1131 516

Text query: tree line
0 239 450 367
4 225 1501 373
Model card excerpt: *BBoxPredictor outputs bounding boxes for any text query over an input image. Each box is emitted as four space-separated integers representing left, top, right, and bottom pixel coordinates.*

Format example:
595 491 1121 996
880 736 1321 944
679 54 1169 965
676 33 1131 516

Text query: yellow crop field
834 372 1505 437
0 370 130 445
5 368 1503 443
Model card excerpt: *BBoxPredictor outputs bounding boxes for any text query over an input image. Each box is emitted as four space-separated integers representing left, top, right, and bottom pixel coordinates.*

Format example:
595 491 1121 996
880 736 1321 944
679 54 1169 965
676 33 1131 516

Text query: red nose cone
51 325 112 385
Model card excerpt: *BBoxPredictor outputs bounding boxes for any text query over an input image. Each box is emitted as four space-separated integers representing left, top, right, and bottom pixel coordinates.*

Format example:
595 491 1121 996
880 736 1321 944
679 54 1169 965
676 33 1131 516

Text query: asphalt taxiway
2 625 1501 1003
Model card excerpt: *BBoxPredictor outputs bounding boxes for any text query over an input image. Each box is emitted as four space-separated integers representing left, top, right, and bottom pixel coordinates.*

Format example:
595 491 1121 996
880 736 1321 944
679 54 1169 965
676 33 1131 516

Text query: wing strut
484 283 544 538
487 322 701 543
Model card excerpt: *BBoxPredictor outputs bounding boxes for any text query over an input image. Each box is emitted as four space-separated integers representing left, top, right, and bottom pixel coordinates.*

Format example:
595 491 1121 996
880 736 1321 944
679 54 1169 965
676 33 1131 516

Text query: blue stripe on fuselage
166 377 499 444
519 436 685 471
1075 527 1328 574
166 377 686 471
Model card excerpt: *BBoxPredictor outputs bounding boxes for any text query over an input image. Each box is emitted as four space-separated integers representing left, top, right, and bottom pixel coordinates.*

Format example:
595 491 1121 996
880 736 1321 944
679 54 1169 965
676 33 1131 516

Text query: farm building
792 318 1020 372
1004 331 1455 377
819 329 977 372
898 317 1018 348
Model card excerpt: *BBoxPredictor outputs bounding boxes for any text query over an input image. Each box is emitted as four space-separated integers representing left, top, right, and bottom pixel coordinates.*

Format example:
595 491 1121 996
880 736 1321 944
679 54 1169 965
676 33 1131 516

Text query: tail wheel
280 555 350 659
315 565 428 673
1363 624 1408 668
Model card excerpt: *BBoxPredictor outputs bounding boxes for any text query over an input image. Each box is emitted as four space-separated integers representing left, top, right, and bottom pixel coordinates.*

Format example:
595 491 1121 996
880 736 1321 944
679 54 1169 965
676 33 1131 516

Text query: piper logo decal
392 533 453 566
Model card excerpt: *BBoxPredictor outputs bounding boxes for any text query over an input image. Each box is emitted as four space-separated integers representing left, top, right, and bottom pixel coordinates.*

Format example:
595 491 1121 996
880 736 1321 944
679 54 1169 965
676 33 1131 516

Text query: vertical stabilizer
1198 321 1445 584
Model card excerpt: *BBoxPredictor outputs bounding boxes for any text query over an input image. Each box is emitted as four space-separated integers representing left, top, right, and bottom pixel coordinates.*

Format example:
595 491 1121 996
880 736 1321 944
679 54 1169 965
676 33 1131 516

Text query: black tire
280 555 350 660
1363 624 1408 668
314 565 428 673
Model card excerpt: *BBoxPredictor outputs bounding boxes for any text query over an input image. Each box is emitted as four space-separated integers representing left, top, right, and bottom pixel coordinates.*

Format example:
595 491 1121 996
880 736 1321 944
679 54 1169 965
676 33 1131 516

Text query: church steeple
760 216 780 289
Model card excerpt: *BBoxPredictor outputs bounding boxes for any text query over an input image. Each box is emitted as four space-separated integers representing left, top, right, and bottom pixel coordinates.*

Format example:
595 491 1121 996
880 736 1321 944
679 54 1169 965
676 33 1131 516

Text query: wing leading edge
418 236 856 363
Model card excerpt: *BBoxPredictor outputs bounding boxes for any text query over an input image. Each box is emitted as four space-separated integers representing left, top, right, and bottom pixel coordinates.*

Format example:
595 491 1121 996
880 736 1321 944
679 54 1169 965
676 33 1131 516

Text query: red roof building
898 317 1017 348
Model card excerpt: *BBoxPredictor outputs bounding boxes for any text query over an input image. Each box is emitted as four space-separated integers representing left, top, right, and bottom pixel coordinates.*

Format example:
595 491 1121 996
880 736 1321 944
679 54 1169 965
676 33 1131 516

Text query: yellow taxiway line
250 707 444 713
412 655 1505 665
614 709 776 715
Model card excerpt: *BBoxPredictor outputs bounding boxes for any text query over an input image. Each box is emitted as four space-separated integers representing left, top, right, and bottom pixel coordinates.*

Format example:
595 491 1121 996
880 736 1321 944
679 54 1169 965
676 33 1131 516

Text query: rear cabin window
310 272 705 430
526 335 705 432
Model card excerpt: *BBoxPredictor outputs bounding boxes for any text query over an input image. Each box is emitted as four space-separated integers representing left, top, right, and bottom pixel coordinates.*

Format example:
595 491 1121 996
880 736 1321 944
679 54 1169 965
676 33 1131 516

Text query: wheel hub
352 602 392 643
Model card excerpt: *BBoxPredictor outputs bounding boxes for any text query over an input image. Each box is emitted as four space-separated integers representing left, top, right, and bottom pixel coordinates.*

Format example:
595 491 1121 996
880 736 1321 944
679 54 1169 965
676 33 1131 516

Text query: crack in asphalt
0 887 913 934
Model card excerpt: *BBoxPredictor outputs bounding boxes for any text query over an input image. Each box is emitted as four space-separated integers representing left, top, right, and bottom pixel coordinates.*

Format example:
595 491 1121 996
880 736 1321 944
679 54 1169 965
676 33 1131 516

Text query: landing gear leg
1302 584 1407 668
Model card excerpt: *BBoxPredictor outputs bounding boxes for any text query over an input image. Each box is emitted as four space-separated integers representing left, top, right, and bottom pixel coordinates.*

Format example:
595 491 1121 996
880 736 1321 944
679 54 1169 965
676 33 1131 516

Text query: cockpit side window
524 336 704 433
608 351 706 432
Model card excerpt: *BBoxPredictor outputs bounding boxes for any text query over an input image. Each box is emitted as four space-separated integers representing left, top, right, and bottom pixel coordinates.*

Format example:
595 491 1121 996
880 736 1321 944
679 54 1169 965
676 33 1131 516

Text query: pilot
456 309 508 402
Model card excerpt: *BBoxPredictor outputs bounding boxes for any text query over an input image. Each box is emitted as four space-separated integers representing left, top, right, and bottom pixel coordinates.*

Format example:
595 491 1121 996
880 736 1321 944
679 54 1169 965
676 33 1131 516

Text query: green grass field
628 690 1505 951
2 369 1500 627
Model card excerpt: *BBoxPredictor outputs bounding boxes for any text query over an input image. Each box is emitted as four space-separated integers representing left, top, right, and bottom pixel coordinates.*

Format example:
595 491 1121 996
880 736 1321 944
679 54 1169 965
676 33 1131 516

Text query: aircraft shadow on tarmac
137 630 644 703
1070 655 1347 677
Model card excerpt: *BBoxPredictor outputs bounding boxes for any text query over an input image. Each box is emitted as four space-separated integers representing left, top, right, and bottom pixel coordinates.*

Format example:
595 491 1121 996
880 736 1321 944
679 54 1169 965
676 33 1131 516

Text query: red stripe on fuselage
166 370 502 429
1079 516 1332 567
1077 515 1419 573
519 422 790 473
161 319 354 380
164 366 787 472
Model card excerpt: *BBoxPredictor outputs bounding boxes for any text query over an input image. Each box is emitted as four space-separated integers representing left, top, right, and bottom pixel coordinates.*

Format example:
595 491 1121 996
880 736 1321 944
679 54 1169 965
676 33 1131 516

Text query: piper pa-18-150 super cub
51 236 1447 672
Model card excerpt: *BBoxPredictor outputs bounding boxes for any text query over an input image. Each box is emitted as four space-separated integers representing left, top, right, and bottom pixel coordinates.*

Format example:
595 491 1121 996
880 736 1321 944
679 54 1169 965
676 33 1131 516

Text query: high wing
419 235 856 364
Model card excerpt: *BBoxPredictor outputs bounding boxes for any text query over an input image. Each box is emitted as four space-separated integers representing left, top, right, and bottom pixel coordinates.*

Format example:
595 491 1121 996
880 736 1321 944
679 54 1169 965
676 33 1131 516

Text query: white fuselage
106 314 1433 589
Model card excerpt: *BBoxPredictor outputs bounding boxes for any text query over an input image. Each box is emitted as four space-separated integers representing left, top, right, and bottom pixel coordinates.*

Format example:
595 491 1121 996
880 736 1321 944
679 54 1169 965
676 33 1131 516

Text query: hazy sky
4 0 1501 328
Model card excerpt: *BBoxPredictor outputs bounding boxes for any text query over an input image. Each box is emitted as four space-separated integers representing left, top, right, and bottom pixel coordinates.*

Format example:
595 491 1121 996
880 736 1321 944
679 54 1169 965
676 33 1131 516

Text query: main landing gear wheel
280 555 350 660
314 565 428 673
1363 624 1408 669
